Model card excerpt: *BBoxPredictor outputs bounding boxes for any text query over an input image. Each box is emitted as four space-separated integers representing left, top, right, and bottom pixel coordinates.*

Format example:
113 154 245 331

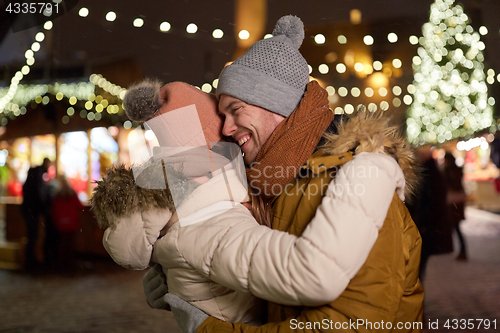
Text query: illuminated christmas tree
406 0 494 145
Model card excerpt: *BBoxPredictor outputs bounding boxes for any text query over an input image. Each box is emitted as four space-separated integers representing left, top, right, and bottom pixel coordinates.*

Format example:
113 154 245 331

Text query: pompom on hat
216 15 310 117
124 80 223 147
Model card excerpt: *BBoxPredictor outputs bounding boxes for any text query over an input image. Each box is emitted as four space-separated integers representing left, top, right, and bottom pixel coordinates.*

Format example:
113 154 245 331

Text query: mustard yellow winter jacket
197 112 424 333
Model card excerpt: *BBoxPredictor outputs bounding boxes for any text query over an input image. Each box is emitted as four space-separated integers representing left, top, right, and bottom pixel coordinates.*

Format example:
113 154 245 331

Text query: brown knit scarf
246 80 334 200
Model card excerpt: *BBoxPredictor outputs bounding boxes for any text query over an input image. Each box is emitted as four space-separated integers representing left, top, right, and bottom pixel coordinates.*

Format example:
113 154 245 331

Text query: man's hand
142 264 170 310
165 294 209 333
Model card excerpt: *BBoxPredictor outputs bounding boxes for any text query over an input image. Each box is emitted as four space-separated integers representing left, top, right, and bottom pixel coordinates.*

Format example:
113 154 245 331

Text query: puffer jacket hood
320 111 420 202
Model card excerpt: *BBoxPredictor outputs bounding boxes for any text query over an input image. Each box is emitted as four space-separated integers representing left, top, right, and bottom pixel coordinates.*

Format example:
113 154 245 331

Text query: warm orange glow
234 0 266 54
368 72 389 89
350 9 362 25
363 63 374 75
392 68 403 78
310 77 327 88
344 50 355 67
325 52 338 63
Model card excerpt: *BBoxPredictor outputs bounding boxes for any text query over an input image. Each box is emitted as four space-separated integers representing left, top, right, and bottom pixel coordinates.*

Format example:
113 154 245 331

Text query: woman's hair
249 191 273 228
56 175 76 198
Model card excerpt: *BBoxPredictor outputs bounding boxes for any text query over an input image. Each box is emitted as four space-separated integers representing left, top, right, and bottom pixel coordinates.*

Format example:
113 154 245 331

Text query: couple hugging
91 15 423 333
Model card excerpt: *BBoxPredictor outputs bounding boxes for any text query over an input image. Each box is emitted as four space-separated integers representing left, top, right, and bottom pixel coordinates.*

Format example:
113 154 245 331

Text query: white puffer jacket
101 152 405 324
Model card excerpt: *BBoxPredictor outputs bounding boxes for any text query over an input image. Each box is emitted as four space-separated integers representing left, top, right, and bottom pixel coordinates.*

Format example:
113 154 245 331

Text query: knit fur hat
124 80 223 147
216 15 310 117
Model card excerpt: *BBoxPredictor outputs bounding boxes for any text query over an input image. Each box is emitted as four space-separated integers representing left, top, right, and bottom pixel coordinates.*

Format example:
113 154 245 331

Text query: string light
159 22 171 32
133 18 144 28
238 30 250 40
338 87 348 97
31 42 40 52
212 29 224 39
201 83 212 93
89 74 126 98
186 23 198 34
388 33 398 43
368 103 377 112
392 59 402 68
351 87 361 97
106 12 116 22
336 63 347 74
409 35 419 45
393 86 402 96
344 104 354 114
365 87 374 97
314 34 326 44
79 7 89 17
363 35 374 45
318 64 329 74
479 26 488 35
380 101 390 110
457 137 487 151
35 32 45 42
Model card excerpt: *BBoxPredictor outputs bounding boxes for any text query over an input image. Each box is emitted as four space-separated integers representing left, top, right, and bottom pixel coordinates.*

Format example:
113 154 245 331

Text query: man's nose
222 117 237 137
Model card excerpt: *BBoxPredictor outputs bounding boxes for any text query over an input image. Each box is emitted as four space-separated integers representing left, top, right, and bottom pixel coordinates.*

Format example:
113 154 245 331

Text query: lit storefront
0 77 137 265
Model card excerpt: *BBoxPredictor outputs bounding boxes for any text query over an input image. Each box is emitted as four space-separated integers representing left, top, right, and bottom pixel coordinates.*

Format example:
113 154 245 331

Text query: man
21 157 55 270
407 147 454 279
144 15 423 332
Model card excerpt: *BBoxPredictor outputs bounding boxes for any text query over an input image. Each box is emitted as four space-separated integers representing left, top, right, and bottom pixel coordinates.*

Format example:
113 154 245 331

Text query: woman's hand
142 264 170 310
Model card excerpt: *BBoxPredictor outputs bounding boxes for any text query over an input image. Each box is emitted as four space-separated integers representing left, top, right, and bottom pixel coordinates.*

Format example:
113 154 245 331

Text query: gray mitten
165 293 209 333
142 264 170 310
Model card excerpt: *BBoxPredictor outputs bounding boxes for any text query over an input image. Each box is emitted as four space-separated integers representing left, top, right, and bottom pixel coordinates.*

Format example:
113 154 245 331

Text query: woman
51 175 85 268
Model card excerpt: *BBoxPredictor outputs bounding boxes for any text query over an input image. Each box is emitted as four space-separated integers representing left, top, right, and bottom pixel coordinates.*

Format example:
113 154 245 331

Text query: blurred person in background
443 152 467 261
407 146 454 280
51 175 85 269
20 157 56 271
490 132 500 169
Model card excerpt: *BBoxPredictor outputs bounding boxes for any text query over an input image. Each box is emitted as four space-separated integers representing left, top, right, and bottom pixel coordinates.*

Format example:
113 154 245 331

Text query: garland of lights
0 74 129 126
406 0 495 146
0 21 52 114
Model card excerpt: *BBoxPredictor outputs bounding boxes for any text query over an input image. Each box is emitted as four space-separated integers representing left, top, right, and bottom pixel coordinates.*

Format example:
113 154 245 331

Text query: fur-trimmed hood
319 111 419 201
90 164 175 229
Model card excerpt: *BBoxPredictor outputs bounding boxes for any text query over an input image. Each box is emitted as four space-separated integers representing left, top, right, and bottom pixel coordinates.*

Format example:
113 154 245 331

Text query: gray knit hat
216 15 310 117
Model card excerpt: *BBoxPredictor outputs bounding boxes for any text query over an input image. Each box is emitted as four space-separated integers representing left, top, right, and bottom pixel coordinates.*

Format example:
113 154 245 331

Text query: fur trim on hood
320 111 420 202
90 164 174 229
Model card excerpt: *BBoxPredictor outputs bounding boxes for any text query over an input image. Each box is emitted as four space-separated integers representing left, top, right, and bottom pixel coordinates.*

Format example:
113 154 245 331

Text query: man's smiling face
218 95 284 165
